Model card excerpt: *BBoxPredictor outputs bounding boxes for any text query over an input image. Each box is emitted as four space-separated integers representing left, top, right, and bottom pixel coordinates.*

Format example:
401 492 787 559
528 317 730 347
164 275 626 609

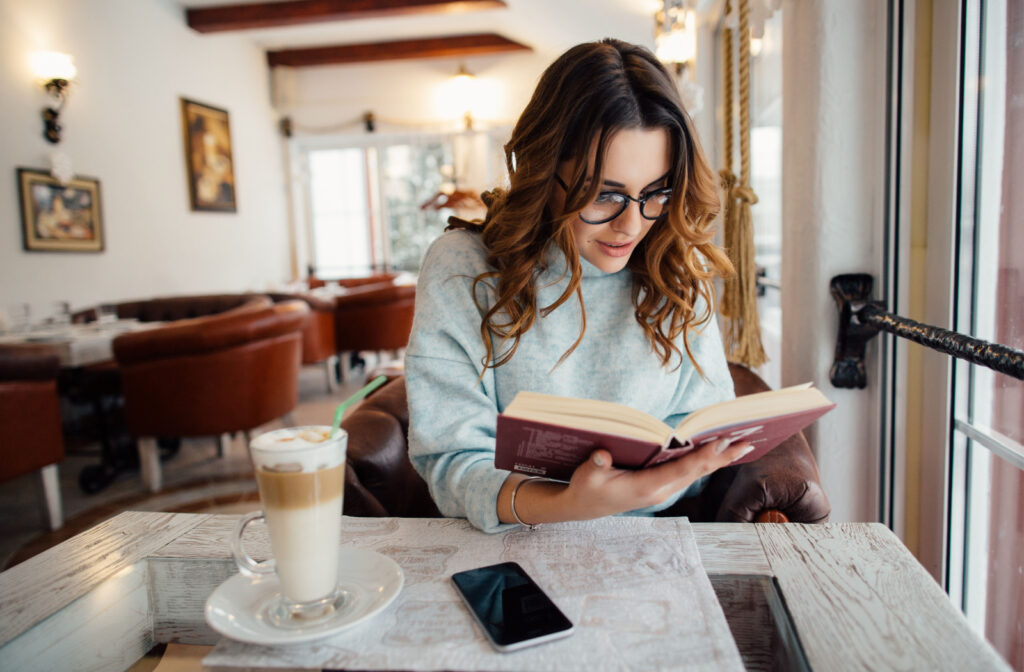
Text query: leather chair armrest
341 378 437 517
343 462 389 517
713 430 831 523
113 301 309 365
0 344 61 382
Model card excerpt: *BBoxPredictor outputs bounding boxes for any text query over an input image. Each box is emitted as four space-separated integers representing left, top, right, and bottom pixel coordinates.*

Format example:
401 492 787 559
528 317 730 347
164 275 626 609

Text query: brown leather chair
0 344 65 530
268 292 338 392
339 364 830 523
334 283 415 380
113 300 310 492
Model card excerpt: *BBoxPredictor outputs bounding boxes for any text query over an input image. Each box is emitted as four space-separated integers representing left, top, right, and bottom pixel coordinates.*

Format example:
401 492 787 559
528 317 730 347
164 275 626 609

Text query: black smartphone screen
451 562 574 651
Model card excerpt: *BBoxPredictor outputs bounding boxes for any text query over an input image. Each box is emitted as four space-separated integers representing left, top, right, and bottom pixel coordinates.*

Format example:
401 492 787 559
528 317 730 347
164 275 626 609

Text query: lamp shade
31 51 77 83
655 10 696 64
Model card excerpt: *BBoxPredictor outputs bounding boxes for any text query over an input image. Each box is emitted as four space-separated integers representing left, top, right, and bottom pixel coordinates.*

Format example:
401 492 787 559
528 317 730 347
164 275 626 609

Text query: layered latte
249 427 346 604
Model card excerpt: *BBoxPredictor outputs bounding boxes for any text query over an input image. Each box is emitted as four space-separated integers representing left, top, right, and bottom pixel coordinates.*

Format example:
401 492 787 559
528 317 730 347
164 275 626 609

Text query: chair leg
281 412 297 427
39 464 64 531
138 437 162 492
217 433 231 458
242 430 252 448
339 352 352 384
325 355 339 393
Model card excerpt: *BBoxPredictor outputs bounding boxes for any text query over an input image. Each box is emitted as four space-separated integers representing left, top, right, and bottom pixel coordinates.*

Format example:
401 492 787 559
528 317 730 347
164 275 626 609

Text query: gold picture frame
181 97 237 212
17 168 104 253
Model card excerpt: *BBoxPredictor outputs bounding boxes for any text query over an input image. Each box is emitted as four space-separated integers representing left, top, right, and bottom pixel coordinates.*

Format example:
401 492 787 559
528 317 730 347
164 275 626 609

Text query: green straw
330 375 388 437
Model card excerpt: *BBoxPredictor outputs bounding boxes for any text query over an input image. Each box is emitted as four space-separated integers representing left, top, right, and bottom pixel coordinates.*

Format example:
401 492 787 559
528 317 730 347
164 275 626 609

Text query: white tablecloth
203 516 743 672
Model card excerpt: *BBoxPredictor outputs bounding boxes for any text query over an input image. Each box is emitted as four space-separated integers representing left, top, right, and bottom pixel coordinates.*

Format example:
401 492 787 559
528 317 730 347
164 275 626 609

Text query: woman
405 39 753 533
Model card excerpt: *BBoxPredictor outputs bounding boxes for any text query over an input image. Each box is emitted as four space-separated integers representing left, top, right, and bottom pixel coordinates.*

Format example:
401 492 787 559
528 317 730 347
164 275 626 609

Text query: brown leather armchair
113 300 310 492
334 283 415 380
0 344 65 530
339 364 830 523
268 292 338 392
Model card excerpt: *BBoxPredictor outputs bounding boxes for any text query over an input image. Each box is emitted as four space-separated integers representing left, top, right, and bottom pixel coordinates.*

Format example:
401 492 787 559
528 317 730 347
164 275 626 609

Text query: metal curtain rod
829 273 1024 388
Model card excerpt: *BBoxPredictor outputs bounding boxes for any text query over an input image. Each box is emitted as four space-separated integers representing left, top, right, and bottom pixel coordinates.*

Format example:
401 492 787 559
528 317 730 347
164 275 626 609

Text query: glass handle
230 511 275 577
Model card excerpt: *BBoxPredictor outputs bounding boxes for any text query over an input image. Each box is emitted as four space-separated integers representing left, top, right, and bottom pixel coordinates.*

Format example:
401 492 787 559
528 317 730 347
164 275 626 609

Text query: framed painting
17 168 104 252
181 97 237 212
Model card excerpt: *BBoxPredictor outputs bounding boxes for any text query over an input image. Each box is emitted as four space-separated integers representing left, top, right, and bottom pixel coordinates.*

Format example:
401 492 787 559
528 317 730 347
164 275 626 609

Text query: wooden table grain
0 513 1009 671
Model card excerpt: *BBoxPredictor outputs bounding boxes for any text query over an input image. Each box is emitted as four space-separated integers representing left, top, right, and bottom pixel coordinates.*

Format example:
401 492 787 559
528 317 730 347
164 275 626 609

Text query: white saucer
205 546 404 645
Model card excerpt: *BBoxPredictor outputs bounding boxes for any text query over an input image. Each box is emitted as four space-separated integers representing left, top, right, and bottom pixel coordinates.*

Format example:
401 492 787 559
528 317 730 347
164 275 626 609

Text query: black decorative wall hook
830 274 883 388
41 77 70 144
830 273 1024 388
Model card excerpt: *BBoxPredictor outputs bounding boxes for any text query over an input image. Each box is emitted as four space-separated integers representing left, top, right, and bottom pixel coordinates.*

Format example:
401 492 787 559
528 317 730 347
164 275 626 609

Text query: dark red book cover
494 403 835 481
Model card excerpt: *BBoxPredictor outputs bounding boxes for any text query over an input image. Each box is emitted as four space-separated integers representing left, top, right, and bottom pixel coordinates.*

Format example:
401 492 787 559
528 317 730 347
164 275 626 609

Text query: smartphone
451 561 575 652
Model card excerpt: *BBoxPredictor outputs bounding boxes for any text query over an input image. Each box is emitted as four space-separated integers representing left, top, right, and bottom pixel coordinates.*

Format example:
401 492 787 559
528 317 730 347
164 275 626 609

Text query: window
307 148 373 276
749 11 783 388
946 0 1024 665
378 142 451 272
300 132 503 277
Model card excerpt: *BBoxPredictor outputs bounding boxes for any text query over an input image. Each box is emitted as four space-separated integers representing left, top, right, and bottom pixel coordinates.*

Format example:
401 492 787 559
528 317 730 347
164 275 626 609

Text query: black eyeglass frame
553 174 674 225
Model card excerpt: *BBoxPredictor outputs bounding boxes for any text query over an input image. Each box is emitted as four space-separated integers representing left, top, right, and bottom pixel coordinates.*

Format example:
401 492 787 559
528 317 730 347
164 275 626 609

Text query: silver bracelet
510 476 545 530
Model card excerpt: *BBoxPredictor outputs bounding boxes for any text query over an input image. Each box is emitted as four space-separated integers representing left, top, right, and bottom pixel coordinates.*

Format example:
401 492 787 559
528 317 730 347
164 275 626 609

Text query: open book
494 384 835 481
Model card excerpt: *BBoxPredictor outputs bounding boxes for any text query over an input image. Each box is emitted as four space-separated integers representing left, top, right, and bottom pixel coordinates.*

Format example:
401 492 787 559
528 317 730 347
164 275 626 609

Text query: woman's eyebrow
600 172 672 189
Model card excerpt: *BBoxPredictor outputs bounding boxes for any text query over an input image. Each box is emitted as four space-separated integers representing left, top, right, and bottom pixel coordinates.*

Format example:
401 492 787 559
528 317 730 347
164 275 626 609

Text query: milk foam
250 425 346 472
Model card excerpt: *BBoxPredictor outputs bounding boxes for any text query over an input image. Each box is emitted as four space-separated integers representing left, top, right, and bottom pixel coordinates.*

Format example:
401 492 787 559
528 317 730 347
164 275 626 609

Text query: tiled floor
0 363 375 570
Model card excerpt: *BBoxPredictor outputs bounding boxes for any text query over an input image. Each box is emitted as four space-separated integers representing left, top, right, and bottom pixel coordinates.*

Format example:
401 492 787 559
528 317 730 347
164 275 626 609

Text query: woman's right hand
555 438 754 520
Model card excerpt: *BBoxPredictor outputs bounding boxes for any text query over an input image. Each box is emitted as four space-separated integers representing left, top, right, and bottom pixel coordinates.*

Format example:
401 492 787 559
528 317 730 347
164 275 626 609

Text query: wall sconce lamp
449 64 477 131
31 51 77 144
654 1 697 75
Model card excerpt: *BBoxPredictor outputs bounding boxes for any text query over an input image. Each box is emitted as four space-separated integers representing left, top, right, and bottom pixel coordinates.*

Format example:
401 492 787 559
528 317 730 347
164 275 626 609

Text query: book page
503 391 673 443
673 383 829 439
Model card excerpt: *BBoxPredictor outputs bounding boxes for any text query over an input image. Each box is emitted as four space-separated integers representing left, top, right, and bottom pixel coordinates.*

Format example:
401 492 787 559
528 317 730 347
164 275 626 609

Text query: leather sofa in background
113 300 310 492
74 293 271 324
0 344 65 530
339 364 830 523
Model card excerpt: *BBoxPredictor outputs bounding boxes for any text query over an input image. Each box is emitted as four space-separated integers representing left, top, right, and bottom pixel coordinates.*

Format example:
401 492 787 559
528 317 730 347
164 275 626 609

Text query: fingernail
714 438 734 454
593 453 605 467
730 446 755 463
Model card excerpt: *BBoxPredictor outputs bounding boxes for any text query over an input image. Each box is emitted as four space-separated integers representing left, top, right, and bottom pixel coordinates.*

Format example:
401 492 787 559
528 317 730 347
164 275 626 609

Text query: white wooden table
0 512 1010 671
0 320 158 367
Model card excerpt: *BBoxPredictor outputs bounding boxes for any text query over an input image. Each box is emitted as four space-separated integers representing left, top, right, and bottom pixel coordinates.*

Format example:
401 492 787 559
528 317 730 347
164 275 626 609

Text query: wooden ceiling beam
266 32 530 68
187 0 507 33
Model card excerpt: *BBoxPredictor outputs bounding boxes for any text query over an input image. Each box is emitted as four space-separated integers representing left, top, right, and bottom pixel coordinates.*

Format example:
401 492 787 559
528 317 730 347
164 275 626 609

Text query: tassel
718 0 767 369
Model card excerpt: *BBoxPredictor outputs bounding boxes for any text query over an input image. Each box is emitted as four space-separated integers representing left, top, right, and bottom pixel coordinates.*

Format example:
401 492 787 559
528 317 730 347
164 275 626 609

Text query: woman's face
553 126 672 274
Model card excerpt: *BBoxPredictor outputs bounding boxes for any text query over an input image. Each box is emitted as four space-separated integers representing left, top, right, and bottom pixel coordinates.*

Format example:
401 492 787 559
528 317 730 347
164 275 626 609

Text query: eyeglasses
554 174 673 225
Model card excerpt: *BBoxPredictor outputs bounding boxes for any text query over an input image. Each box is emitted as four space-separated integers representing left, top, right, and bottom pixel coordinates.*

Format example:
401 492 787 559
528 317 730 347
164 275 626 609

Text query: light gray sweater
405 230 735 532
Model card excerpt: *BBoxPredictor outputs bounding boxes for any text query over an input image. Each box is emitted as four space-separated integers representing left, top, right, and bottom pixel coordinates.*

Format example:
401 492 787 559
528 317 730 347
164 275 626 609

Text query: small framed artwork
180 97 237 212
17 168 104 252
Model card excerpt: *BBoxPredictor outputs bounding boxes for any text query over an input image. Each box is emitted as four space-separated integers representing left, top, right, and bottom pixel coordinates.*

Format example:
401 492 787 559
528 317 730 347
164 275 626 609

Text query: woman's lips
595 239 636 257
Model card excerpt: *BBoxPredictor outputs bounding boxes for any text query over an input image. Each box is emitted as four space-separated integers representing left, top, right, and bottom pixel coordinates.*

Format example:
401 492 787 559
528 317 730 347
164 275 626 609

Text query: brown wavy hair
448 38 733 375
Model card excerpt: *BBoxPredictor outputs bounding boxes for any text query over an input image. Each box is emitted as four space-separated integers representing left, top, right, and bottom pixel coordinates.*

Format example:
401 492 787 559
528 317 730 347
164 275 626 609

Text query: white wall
782 0 889 522
0 0 290 316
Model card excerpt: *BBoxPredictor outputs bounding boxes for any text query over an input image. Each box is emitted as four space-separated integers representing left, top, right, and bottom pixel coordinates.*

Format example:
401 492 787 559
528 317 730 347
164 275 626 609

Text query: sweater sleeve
404 232 514 534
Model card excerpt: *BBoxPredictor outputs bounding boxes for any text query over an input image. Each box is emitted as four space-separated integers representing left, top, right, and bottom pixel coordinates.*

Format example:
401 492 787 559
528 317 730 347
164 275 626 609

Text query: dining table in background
0 318 159 368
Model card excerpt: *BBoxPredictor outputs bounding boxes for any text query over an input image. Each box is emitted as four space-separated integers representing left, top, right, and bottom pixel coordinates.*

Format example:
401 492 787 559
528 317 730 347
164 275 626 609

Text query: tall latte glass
231 426 346 628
